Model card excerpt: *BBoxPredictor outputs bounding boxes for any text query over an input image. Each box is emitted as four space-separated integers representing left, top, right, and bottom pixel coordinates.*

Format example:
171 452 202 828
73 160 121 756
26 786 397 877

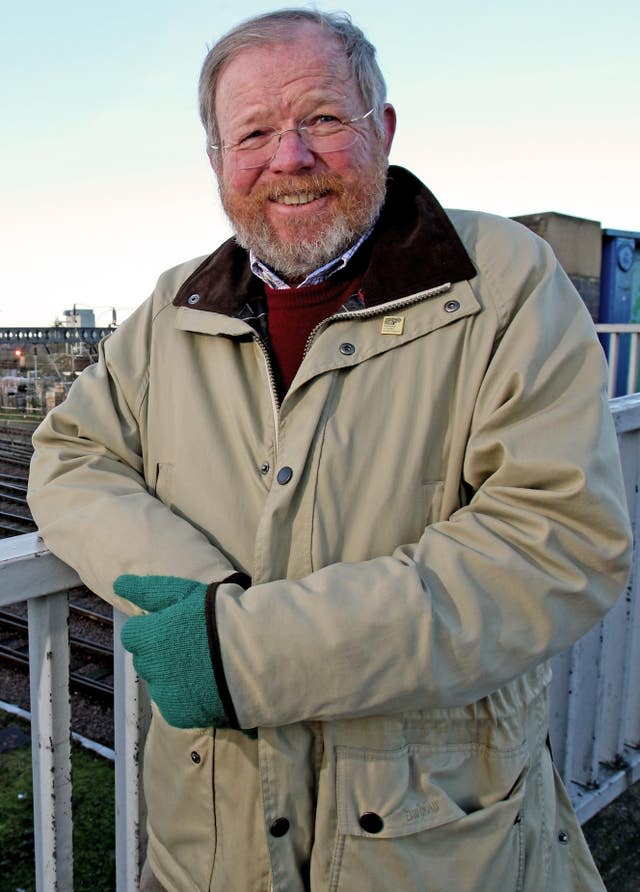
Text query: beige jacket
28 168 631 891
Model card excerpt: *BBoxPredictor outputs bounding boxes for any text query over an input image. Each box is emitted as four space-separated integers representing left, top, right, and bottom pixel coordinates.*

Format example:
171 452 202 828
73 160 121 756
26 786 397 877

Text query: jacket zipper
254 336 280 454
301 281 452 360
256 280 451 448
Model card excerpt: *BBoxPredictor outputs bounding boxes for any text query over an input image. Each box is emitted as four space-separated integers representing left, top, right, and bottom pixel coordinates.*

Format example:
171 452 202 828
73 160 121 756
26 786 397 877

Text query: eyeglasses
211 108 375 169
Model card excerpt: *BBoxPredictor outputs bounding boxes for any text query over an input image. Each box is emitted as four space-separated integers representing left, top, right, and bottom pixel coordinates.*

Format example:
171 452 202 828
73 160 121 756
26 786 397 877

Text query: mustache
251 174 346 203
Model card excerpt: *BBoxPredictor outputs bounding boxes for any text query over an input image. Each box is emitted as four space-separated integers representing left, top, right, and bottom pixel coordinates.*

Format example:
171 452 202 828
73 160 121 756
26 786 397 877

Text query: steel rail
0 478 29 493
0 451 32 468
0 490 29 506
0 643 114 697
0 509 31 527
0 610 112 658
0 520 36 535
0 611 114 697
0 472 29 486
69 602 114 627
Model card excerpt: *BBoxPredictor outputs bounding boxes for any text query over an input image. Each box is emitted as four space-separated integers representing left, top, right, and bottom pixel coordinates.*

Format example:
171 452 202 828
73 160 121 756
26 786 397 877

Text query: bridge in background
0 326 115 346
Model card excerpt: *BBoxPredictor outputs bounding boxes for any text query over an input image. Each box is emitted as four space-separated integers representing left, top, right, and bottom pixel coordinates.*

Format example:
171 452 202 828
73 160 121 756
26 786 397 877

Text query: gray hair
198 8 388 150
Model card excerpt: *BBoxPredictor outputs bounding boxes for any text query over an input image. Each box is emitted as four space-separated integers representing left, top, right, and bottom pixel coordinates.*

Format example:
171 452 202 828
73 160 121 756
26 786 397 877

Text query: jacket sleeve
27 291 237 617
213 232 633 729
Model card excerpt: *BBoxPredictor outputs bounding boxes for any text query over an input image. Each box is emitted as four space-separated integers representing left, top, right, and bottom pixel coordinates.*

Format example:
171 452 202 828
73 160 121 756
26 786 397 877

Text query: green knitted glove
115 574 227 730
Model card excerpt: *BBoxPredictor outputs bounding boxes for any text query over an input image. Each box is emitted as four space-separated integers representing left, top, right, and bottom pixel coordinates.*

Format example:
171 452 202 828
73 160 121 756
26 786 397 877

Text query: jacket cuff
205 572 251 730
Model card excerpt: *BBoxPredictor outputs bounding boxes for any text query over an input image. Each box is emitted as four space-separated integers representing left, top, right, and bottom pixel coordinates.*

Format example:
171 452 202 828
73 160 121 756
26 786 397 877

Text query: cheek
324 143 377 180
221 165 261 198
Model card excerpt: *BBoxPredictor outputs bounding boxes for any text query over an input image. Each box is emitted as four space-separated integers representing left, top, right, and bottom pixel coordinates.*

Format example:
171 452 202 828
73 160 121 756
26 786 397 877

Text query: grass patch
0 712 116 891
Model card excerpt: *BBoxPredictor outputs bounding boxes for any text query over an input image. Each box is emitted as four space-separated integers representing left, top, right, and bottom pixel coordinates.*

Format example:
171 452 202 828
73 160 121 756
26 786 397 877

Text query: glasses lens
234 122 359 169
234 130 279 169
306 127 357 155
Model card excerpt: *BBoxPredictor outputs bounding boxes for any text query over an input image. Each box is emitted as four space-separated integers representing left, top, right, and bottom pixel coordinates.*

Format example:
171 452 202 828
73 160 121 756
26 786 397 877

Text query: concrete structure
513 211 603 321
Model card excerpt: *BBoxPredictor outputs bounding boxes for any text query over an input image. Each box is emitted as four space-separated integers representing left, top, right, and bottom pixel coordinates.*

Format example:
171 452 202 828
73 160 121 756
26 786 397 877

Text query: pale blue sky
1 0 638 325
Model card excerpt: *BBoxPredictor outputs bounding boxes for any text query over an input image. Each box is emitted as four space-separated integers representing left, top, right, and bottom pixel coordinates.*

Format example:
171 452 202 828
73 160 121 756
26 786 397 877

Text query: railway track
0 595 114 699
0 470 35 535
0 447 32 468
0 433 115 703
0 441 35 533
0 480 29 505
0 427 35 470
0 432 118 743
0 509 36 536
0 471 29 489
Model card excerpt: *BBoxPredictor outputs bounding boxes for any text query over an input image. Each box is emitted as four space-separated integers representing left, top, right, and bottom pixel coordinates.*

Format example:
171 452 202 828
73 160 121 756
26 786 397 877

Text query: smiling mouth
271 191 327 206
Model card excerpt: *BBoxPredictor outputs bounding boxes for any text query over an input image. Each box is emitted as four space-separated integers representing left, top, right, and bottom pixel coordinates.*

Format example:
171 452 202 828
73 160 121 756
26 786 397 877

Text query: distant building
62 307 96 327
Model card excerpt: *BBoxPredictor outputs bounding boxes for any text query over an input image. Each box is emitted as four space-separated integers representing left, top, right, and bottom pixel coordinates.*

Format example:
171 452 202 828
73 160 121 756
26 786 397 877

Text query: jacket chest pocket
330 742 527 892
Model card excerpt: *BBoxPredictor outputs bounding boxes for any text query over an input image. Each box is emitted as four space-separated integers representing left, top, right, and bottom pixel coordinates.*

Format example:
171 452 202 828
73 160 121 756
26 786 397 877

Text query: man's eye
306 114 340 127
238 128 272 146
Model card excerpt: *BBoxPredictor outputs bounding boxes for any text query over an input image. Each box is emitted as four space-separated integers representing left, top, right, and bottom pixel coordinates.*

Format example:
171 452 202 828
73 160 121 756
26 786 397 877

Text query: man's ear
381 104 397 156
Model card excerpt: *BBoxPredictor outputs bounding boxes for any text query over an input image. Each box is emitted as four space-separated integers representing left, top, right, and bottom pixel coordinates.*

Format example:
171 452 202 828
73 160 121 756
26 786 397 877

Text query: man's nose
268 129 315 172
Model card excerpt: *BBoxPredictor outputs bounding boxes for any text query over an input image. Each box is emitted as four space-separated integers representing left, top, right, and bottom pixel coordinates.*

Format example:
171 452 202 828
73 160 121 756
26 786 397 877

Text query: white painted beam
114 610 150 892
28 592 74 891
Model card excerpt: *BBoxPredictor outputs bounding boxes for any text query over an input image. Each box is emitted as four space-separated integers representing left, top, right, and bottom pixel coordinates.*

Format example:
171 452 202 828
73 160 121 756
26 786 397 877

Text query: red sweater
265 275 362 396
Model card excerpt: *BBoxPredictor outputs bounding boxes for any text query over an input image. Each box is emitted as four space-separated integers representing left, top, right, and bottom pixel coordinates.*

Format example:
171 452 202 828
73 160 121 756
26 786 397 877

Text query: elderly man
28 9 630 892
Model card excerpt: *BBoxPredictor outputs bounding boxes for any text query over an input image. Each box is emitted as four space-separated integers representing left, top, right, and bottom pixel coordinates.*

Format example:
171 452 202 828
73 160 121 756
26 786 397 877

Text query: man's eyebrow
229 92 349 129
228 106 272 129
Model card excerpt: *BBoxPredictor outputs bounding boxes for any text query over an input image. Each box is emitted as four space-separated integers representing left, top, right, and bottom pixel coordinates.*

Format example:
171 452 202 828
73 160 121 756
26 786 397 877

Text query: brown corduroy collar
173 166 477 316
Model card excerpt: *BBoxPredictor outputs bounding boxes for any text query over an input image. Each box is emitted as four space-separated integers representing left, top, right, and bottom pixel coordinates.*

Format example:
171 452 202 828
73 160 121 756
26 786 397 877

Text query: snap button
276 466 293 485
339 342 356 355
359 812 384 834
187 293 201 305
190 751 201 764
269 817 290 837
260 462 270 475
444 299 460 313
558 830 569 845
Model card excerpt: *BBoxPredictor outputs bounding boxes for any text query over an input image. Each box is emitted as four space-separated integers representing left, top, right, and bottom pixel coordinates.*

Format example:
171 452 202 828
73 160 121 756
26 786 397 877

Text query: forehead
214 24 359 129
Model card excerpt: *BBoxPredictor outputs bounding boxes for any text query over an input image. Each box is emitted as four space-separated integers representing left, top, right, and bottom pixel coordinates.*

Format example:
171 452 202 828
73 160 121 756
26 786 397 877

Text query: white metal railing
0 534 148 891
549 392 640 821
1 393 640 887
595 323 640 397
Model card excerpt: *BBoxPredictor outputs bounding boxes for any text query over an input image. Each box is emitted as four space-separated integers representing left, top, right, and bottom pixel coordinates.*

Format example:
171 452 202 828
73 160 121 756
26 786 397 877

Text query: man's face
211 23 396 281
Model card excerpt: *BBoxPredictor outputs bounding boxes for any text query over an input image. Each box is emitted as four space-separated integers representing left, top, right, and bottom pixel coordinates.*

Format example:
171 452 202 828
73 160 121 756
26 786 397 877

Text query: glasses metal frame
210 108 375 168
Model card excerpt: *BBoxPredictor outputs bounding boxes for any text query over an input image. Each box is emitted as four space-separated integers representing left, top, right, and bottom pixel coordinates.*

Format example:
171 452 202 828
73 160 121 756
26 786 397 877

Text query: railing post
628 332 639 396
608 332 619 398
113 610 150 892
28 592 74 892
549 647 574 783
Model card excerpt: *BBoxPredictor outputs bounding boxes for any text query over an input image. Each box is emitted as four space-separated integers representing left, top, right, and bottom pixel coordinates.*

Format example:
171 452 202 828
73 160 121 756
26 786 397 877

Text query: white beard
218 156 388 282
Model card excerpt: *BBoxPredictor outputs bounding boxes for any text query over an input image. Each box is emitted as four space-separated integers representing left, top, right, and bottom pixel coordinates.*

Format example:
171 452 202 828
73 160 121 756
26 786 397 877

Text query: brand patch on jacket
405 799 441 822
381 315 405 335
